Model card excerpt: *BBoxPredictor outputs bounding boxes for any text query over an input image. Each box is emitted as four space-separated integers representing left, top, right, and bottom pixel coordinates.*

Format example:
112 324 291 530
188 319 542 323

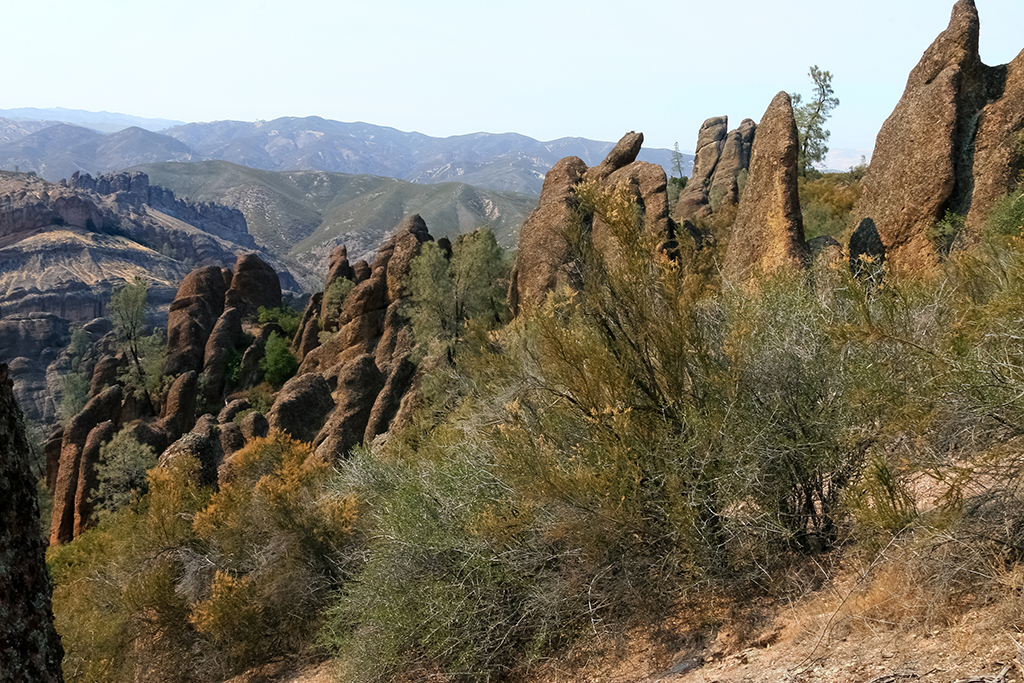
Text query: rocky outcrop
73 420 116 538
313 354 385 462
164 266 227 377
854 0 1024 273
508 132 673 314
159 370 198 440
506 156 588 315
69 171 253 246
202 307 243 404
722 93 807 281
159 416 222 487
297 217 434 458
50 384 122 545
675 117 756 220
965 49 1024 236
267 373 334 443
224 253 281 316
0 364 64 682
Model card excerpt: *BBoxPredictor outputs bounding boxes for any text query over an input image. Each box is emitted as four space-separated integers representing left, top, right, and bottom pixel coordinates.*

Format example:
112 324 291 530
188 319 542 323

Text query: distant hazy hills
0 112 691 195
133 160 539 272
0 107 184 134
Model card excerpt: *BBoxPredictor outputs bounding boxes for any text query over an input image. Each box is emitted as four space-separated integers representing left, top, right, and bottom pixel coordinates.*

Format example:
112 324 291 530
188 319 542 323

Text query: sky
3 0 1022 161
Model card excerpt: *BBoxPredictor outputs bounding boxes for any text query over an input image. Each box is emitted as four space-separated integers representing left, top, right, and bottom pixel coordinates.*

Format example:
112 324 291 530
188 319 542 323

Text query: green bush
257 305 302 338
259 331 298 388
93 427 159 517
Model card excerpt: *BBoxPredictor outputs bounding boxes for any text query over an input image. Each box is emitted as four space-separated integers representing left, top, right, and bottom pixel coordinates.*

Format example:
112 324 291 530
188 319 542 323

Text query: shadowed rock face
50 384 122 545
164 266 228 377
722 92 807 282
0 364 64 682
855 0 1024 274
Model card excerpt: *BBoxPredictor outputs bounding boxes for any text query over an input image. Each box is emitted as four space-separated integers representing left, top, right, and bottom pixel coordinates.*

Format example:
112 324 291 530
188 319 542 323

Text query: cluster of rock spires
46 211 436 545
511 0 1022 296
675 116 756 220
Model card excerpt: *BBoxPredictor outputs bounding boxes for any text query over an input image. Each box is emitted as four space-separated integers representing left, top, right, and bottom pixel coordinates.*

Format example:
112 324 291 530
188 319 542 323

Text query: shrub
321 277 354 330
58 372 89 424
259 331 298 388
257 305 302 338
93 427 159 517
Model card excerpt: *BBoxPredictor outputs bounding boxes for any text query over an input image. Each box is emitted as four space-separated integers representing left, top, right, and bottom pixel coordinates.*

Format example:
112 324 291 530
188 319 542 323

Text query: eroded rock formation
722 93 807 281
508 132 672 314
675 117 756 220
854 0 1024 273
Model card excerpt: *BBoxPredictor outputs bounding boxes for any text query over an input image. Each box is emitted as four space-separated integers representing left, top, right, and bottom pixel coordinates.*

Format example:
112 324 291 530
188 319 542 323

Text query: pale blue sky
4 0 1022 158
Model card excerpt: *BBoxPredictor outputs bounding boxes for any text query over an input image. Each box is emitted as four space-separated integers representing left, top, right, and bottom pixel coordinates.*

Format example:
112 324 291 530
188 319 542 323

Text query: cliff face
0 363 64 681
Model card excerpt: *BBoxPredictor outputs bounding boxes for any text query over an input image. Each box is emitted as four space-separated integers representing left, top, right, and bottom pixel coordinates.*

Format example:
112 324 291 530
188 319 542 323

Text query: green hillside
133 160 538 273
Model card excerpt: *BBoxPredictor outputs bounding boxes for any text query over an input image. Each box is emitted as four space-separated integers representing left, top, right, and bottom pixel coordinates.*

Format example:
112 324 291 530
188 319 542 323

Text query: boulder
313 354 385 462
364 354 418 443
708 119 756 210
292 292 323 360
224 253 281 316
219 422 246 459
164 266 227 377
589 131 644 182
159 415 222 487
722 92 807 281
218 398 251 425
267 373 335 443
50 385 122 545
0 364 64 682
90 353 126 397
240 410 269 442
126 420 173 457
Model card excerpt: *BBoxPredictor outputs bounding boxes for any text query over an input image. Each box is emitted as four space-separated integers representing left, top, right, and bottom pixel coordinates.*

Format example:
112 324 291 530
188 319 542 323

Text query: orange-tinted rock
159 370 198 441
965 49 1024 237
313 354 385 462
722 92 807 281
202 307 243 404
853 0 1022 273
50 385 122 545
73 420 116 537
267 372 334 443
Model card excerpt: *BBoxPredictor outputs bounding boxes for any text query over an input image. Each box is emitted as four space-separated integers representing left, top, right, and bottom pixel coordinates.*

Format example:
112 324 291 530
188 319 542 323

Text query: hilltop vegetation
133 160 538 271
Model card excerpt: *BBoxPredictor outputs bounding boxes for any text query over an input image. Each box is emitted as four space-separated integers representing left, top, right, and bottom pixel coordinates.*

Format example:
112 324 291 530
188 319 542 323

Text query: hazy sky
4 0 1022 157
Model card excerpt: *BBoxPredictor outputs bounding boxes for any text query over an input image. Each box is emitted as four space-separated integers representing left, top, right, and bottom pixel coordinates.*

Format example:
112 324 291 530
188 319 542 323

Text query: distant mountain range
0 108 184 133
0 111 692 195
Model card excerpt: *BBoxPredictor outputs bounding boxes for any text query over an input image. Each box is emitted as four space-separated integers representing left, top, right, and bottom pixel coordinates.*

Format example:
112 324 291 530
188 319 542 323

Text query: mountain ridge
0 112 691 195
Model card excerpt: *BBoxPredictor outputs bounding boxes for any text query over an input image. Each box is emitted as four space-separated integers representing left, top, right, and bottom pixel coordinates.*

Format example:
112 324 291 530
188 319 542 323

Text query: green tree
792 65 839 176
109 277 151 392
671 141 685 180
93 427 158 516
260 331 298 388
407 228 508 354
